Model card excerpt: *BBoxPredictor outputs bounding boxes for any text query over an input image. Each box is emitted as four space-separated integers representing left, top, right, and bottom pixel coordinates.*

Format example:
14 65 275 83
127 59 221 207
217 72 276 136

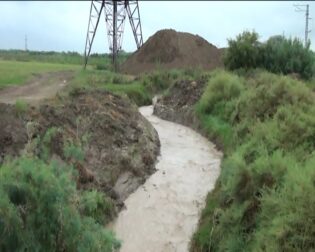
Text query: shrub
224 30 262 70
262 36 315 79
192 70 315 251
224 31 315 79
0 157 120 251
79 190 115 225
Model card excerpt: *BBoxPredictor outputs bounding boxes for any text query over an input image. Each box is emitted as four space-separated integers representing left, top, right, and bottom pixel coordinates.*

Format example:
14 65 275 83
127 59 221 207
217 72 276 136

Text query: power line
294 4 312 47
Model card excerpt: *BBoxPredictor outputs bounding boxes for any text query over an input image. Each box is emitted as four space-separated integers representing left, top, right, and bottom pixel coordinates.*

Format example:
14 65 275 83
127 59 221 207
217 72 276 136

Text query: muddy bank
111 105 222 252
154 78 226 151
0 89 160 211
154 78 206 138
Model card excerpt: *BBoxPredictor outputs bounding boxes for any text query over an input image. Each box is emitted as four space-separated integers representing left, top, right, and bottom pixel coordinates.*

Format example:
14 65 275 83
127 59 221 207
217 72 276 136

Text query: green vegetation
67 68 203 106
0 50 132 88
224 31 315 79
15 99 28 115
0 49 130 68
0 60 80 88
0 157 120 251
192 70 315 251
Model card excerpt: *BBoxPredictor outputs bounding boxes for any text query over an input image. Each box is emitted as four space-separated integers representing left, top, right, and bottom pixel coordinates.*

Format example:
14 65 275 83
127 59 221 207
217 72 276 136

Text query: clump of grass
15 99 28 115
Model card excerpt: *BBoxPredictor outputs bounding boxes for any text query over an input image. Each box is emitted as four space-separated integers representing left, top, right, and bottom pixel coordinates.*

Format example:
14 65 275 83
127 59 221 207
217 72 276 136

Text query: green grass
191 70 315 252
0 60 81 88
66 68 203 106
0 49 131 68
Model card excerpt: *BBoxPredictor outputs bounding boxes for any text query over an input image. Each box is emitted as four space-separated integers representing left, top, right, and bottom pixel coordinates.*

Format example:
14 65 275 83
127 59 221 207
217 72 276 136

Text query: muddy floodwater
111 105 222 252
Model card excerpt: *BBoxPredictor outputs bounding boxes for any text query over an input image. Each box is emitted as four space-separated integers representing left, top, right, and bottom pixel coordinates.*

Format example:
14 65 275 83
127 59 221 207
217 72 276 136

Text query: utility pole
25 34 28 51
294 4 312 47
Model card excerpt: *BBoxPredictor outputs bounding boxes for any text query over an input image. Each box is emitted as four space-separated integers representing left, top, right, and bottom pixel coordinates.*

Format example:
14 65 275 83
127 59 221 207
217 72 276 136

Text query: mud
111 105 222 252
121 29 223 75
153 78 207 137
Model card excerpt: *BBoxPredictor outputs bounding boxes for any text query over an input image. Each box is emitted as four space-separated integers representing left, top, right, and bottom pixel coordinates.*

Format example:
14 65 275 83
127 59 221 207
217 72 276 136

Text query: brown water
111 105 222 252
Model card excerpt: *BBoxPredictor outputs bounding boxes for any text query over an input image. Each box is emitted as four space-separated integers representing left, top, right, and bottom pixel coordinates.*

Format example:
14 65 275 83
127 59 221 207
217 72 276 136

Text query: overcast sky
0 1 314 53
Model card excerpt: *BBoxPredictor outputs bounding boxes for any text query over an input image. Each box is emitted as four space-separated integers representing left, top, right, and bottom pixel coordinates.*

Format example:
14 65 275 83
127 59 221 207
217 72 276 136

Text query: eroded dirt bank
111 105 222 252
0 89 160 213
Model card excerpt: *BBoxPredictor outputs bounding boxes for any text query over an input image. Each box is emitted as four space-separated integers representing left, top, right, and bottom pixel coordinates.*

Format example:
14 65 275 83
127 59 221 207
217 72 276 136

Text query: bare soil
153 78 206 131
0 71 75 104
120 29 223 75
153 76 225 151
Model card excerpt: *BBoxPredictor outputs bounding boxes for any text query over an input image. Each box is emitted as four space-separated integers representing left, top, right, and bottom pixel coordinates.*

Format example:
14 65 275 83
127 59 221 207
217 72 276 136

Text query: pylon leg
125 0 143 49
84 0 104 69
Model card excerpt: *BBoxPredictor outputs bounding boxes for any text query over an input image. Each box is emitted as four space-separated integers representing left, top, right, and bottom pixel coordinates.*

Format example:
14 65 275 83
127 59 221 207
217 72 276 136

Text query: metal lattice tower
84 0 143 70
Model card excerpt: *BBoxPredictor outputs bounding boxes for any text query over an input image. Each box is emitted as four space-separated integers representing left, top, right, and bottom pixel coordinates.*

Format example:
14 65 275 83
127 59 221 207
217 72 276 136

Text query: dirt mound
120 29 223 75
0 89 160 207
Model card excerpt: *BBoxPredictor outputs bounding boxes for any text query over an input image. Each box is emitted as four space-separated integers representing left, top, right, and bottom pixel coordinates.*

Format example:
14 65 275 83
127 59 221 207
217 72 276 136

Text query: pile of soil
0 89 160 207
120 29 223 75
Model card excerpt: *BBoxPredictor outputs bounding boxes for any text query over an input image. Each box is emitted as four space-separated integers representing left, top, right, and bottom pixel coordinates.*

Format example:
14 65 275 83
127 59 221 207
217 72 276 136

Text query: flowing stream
110 105 222 252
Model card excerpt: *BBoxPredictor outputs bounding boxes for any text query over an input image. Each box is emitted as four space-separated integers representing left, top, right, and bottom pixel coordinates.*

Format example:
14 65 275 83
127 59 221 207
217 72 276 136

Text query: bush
262 36 315 79
224 31 315 79
0 157 120 251
224 30 262 70
192 70 315 251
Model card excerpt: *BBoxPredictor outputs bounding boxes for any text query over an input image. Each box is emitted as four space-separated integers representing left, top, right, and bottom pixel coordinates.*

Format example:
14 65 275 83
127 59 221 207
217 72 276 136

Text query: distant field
0 49 131 69
0 60 82 88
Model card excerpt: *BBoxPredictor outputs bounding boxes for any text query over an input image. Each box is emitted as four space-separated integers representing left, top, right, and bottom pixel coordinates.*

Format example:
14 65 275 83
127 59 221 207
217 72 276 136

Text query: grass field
0 49 131 69
0 60 81 88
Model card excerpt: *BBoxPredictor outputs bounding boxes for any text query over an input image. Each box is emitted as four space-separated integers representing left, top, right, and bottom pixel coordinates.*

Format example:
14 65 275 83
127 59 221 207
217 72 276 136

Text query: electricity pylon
294 4 312 47
84 0 143 71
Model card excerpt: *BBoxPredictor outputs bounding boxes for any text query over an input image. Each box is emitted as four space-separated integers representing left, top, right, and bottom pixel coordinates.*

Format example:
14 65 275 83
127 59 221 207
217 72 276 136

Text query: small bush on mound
0 157 120 252
191 70 315 251
224 31 315 79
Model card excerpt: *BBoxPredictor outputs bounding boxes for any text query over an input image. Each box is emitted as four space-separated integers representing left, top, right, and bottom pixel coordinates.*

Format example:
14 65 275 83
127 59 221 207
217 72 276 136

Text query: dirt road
0 71 75 104
111 105 222 252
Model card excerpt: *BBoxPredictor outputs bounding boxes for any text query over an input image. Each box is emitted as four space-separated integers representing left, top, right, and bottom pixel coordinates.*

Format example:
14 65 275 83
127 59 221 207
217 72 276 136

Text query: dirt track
0 71 75 104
